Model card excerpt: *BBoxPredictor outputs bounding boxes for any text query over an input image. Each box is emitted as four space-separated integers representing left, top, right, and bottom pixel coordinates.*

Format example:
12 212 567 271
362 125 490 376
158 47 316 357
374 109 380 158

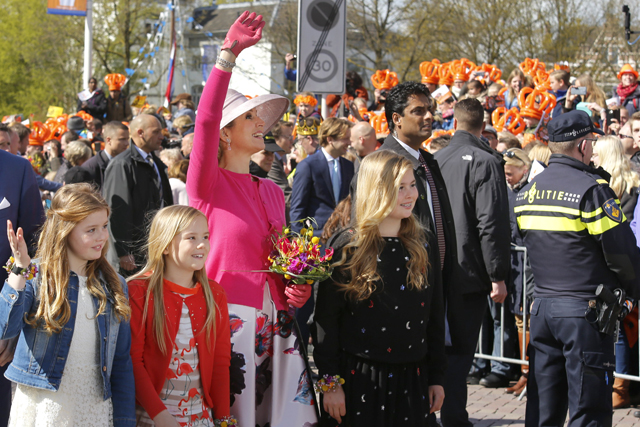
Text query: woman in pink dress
186 11 318 427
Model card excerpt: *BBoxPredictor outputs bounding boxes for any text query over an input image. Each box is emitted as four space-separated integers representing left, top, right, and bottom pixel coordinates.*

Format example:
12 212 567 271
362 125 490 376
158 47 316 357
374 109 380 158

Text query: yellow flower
285 274 291 280
221 423 228 427
339 378 345 384
307 230 313 237
284 228 290 234
306 280 314 285
300 228 307 235
322 385 329 392
311 237 320 244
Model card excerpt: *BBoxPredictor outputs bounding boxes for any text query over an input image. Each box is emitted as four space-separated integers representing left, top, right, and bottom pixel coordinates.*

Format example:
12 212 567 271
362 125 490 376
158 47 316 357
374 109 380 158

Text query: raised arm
187 11 266 201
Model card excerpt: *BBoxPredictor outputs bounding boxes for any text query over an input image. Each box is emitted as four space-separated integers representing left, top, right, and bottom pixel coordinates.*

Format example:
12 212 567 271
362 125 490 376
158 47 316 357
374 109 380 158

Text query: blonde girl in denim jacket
1 183 135 427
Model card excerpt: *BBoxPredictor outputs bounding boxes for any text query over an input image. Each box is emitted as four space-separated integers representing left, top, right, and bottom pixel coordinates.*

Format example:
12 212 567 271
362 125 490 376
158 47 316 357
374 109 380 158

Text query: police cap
547 110 604 142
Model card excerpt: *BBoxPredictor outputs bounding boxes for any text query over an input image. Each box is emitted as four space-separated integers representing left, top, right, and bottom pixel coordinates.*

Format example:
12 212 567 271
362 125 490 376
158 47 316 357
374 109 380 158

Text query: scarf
617 82 638 103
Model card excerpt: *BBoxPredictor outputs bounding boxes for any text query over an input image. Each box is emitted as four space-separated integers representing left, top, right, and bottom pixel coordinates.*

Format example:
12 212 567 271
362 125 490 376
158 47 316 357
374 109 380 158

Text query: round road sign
307 0 340 31
305 49 338 83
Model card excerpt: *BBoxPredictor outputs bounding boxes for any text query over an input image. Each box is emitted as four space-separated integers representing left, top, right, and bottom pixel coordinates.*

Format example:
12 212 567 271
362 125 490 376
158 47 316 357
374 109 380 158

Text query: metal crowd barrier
473 244 640 393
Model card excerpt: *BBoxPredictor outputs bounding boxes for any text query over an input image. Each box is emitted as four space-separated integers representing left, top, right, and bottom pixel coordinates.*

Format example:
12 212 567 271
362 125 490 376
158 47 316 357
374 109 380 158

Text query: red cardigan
129 278 231 420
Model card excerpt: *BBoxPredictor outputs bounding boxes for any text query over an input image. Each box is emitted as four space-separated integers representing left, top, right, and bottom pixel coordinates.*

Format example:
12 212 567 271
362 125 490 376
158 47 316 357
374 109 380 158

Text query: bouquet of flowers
267 219 334 286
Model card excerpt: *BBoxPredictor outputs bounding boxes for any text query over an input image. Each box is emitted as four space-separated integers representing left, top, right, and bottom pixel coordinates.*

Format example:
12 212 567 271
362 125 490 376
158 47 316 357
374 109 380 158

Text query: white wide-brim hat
220 89 290 132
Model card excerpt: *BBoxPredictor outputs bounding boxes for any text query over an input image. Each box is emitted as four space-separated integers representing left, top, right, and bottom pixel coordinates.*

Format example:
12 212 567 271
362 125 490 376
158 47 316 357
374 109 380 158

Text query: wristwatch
10 264 27 276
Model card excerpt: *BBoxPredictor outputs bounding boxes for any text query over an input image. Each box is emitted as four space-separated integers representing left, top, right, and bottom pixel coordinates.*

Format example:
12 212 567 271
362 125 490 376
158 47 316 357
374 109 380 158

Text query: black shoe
467 371 485 385
479 373 509 388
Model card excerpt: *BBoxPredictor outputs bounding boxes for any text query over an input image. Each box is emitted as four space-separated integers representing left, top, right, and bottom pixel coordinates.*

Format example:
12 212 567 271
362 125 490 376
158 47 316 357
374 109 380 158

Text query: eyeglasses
619 134 633 139
502 150 515 158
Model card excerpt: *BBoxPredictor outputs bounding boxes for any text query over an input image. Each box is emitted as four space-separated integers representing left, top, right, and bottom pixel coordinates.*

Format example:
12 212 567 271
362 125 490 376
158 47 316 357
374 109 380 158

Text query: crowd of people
1 8 640 427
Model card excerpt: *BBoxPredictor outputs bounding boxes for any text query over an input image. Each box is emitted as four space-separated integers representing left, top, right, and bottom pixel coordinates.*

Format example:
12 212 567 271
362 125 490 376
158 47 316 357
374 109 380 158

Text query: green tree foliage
0 0 84 119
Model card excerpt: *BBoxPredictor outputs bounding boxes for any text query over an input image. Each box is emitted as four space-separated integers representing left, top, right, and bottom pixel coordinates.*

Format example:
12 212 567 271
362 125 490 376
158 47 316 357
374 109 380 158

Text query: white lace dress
9 275 114 427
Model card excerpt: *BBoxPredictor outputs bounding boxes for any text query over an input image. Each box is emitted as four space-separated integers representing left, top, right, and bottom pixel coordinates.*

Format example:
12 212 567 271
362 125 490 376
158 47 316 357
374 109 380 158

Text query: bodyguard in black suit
103 115 173 275
82 121 130 189
434 99 511 427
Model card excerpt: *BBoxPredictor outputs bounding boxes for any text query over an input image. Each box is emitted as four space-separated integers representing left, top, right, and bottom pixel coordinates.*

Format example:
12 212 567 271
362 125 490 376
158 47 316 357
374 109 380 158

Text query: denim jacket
0 266 135 427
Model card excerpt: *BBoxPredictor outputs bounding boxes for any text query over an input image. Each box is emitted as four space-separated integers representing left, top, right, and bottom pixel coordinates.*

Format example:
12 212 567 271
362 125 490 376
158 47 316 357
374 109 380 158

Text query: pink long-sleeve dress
187 67 318 426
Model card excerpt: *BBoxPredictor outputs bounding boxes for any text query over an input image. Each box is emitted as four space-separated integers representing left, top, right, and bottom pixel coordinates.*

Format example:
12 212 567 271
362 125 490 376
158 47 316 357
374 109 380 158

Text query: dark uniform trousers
526 298 614 427
516 154 640 427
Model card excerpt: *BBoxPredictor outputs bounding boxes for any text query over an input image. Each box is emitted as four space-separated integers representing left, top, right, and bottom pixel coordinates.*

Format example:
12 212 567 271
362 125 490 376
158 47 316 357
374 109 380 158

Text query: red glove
222 11 266 57
285 284 312 308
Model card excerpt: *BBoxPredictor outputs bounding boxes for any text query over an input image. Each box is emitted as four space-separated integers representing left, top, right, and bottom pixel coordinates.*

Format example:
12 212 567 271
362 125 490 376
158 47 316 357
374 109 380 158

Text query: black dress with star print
312 231 445 427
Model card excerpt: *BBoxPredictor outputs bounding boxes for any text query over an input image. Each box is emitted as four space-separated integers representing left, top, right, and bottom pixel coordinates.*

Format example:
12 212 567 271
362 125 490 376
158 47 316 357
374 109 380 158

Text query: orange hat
104 73 127 91
28 121 52 146
369 111 389 136
371 70 399 90
474 63 502 83
617 64 639 81
420 60 441 85
518 88 556 120
451 58 476 82
519 58 546 76
54 114 69 127
48 123 68 140
293 94 318 107
438 62 454 86
554 62 570 73
492 107 525 135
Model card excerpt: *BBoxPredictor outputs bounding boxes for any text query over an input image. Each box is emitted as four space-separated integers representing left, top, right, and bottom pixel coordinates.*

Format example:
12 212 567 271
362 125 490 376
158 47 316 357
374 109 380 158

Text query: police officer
515 110 640 427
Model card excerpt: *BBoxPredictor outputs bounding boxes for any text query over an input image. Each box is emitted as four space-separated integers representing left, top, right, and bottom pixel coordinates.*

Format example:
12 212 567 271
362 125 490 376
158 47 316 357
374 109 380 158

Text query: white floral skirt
228 285 318 427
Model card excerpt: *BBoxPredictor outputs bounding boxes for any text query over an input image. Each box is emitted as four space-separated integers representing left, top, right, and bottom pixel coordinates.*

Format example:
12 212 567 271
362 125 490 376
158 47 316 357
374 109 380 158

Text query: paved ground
445 383 640 426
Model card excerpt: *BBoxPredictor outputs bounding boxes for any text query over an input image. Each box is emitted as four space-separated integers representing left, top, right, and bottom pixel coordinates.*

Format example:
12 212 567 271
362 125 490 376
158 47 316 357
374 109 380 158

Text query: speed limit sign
297 0 346 93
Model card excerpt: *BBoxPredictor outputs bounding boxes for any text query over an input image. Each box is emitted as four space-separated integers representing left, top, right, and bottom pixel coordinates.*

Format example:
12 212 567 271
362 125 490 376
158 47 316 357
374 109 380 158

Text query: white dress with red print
136 290 213 427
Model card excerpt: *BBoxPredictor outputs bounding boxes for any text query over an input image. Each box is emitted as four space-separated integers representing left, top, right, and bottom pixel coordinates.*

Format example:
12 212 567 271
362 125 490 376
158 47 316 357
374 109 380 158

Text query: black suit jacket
290 149 354 233
82 150 110 189
103 141 173 269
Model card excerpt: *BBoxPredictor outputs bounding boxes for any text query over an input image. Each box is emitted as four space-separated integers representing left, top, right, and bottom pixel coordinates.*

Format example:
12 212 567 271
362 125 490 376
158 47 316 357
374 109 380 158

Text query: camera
572 86 587 96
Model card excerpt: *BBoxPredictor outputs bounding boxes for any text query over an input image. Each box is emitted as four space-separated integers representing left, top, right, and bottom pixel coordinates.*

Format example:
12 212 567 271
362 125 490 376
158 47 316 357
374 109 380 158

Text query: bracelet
3 257 37 280
214 416 238 427
216 57 236 70
314 374 345 393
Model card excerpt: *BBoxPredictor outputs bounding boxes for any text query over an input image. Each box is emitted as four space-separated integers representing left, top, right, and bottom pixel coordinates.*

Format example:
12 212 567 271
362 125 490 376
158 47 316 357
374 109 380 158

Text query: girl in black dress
312 150 446 426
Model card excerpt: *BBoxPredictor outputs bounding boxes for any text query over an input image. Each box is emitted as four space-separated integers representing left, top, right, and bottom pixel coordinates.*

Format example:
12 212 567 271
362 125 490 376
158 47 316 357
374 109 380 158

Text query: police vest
514 154 628 300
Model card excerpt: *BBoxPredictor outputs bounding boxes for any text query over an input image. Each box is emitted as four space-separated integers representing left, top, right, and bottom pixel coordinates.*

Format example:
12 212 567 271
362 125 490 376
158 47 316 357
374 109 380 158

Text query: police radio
593 285 627 337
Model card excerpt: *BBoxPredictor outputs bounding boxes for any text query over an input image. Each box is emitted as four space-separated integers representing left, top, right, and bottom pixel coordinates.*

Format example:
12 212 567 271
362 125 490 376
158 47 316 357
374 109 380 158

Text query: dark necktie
146 156 164 205
419 153 445 269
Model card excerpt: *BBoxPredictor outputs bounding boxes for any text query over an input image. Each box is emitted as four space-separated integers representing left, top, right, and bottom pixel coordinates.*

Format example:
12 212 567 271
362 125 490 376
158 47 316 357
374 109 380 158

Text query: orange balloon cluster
451 58 476 82
520 58 546 77
554 62 570 73
371 69 399 90
473 63 502 83
104 73 127 91
532 69 551 91
28 122 53 146
420 60 441 85
438 62 454 86
369 111 389 135
518 88 557 120
424 129 455 149
492 107 526 135
348 107 371 123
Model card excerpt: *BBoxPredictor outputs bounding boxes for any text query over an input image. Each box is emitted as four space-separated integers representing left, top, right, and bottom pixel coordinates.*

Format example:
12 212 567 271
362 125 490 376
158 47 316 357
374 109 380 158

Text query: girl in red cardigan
128 205 232 427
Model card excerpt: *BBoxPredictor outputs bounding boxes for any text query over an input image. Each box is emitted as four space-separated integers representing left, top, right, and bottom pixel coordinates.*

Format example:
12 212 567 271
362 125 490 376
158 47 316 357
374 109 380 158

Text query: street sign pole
297 0 346 94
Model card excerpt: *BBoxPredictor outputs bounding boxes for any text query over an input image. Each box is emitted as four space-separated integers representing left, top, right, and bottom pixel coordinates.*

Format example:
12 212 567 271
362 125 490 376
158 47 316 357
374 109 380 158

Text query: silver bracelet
217 57 236 69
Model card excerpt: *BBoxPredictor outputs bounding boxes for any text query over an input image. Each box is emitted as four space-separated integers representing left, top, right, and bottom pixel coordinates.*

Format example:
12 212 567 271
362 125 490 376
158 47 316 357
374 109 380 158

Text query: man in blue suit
0 124 45 426
290 117 354 235
290 117 354 344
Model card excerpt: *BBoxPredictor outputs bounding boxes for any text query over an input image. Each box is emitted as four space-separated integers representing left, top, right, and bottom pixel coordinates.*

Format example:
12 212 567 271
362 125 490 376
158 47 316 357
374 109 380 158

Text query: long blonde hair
334 150 429 301
594 136 640 197
576 74 607 109
129 206 217 354
30 184 131 333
